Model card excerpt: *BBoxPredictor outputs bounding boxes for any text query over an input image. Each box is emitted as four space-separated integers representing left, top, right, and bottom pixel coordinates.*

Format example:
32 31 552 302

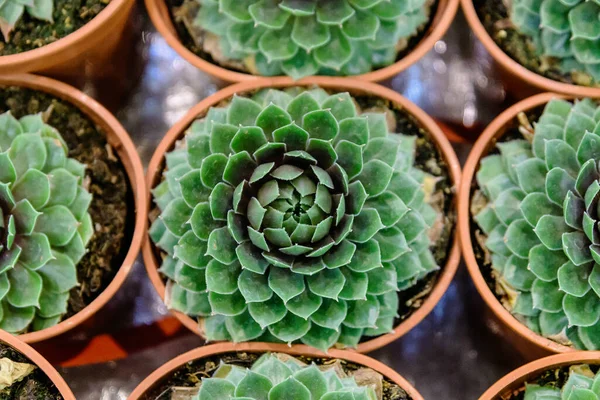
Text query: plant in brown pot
145 0 459 83
0 74 146 344
144 77 460 353
480 352 600 400
128 342 424 400
462 0 600 98
460 92 600 357
0 328 74 399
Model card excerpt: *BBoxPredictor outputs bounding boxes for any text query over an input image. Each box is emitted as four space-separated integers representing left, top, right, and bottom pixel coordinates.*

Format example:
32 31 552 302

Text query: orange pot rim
460 0 600 97
480 351 600 399
0 74 147 344
143 77 462 354
0 329 75 399
458 92 580 355
0 0 134 72
144 0 459 83
128 342 425 400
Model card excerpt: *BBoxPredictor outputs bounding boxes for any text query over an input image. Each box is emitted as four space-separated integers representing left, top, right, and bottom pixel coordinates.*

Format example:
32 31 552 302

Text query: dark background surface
51 3 532 399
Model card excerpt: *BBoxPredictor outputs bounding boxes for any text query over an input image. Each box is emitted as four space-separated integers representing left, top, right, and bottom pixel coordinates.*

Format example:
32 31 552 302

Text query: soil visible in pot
149 87 456 345
474 0 600 88
0 0 111 56
0 341 62 399
165 0 439 76
0 86 135 328
141 351 411 400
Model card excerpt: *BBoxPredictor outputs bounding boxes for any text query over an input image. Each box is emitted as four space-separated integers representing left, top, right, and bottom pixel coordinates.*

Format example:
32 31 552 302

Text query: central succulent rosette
0 112 93 333
150 87 441 351
474 98 600 349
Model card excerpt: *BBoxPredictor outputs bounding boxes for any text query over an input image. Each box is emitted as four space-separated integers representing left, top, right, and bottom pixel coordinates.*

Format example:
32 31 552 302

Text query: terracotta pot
461 0 600 99
143 77 462 354
145 0 459 83
480 351 600 399
0 74 147 344
459 92 576 358
0 329 75 399
128 342 425 400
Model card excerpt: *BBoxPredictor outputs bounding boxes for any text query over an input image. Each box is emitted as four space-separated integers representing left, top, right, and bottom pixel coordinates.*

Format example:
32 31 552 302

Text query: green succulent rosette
194 353 378 400
525 364 600 399
180 0 432 79
0 0 53 41
150 87 442 351
473 98 600 349
510 0 600 83
0 112 93 333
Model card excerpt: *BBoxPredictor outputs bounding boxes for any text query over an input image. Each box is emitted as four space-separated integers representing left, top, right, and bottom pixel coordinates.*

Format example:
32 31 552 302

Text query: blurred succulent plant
510 0 600 83
183 0 432 79
524 364 600 399
0 0 53 42
474 98 600 349
150 87 441 351
195 353 379 400
0 112 92 333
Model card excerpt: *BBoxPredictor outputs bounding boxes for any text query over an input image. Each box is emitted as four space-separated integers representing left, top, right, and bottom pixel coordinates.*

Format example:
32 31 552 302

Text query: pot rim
128 341 425 400
144 0 459 83
460 0 600 97
0 74 147 343
480 351 600 399
458 92 578 355
0 329 75 399
0 0 134 72
142 76 462 354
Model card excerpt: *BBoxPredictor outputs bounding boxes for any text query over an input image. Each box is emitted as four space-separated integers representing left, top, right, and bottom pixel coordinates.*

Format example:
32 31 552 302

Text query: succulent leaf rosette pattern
194 353 379 400
150 87 442 351
182 0 433 79
510 0 600 83
0 0 53 41
525 364 600 400
473 98 600 349
0 112 93 333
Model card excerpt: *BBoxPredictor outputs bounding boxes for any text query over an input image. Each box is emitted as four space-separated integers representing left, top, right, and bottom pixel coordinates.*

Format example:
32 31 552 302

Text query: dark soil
165 0 439 76
0 342 62 399
0 86 134 328
474 0 599 87
0 0 110 56
140 351 411 400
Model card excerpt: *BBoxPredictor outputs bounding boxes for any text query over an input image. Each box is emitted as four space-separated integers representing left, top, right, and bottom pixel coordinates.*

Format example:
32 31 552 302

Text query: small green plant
0 112 92 333
510 0 600 83
0 1 53 41
150 87 441 351
195 353 377 400
183 0 432 79
524 364 600 399
474 98 600 349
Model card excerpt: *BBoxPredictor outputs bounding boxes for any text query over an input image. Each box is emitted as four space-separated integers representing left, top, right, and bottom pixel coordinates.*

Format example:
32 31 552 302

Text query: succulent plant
150 87 441 351
0 1 54 42
473 98 600 349
184 0 432 79
510 0 600 83
524 364 600 400
195 353 378 400
0 112 92 333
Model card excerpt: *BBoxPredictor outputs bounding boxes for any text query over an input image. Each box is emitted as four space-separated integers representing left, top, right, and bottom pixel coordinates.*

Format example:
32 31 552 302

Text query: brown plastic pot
0 74 147 344
128 342 425 400
459 92 576 359
143 77 462 354
0 0 135 78
480 351 600 399
145 0 459 83
461 0 600 99
0 329 75 399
